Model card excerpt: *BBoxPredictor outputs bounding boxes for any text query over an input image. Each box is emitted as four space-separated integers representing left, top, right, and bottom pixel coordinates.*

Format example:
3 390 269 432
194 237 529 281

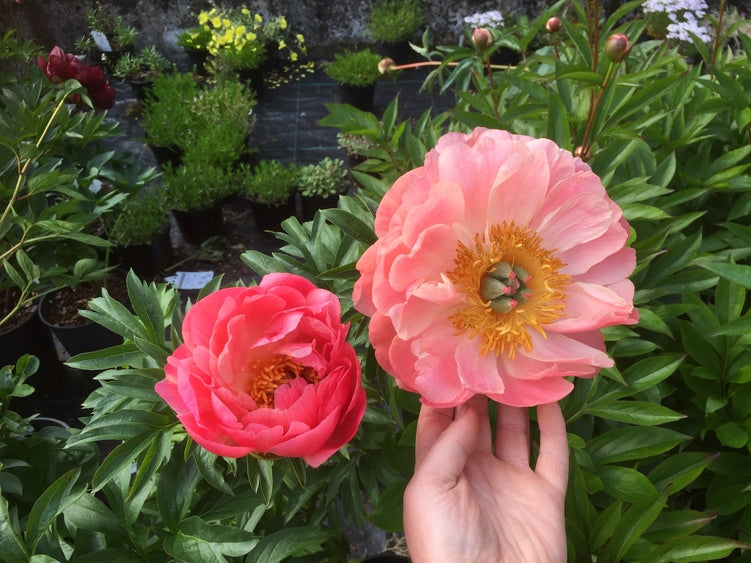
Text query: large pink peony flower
155 273 366 467
353 128 638 408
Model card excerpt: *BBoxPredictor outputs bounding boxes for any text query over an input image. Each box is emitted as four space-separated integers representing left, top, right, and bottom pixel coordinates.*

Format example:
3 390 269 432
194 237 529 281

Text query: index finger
414 404 455 469
534 402 569 495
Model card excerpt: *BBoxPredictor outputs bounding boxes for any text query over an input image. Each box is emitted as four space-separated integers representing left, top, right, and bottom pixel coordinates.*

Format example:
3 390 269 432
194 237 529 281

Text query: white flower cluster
464 10 504 29
643 0 713 42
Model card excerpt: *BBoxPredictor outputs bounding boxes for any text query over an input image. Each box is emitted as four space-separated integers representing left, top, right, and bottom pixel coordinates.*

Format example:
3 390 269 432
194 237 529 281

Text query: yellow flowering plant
178 7 306 77
260 14 307 66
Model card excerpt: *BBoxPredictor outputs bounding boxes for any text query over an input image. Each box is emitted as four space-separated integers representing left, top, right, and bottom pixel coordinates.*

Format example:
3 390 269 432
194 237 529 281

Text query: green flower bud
605 33 632 63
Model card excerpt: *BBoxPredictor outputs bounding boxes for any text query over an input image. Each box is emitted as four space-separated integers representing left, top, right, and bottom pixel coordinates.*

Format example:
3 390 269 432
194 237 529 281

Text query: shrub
325 49 383 87
366 0 424 43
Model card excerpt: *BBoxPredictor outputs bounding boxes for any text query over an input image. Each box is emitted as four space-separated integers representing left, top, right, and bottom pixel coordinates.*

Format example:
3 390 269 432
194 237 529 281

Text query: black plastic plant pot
173 204 225 245
116 227 174 279
249 196 297 232
38 292 122 358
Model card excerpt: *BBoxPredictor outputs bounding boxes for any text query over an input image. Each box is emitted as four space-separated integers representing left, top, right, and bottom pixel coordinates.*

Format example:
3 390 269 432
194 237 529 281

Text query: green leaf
648 452 717 495
157 452 201 532
25 468 83 551
602 489 669 562
694 257 751 289
246 526 332 563
644 510 716 543
0 493 28 562
320 208 376 245
640 535 747 562
164 516 258 562
715 421 748 449
598 465 657 502
619 355 685 397
63 493 127 542
584 400 684 426
73 410 173 444
366 477 408 532
712 313 751 336
591 500 622 551
193 449 234 496
65 342 145 370
715 277 745 325
587 427 689 465
91 429 161 490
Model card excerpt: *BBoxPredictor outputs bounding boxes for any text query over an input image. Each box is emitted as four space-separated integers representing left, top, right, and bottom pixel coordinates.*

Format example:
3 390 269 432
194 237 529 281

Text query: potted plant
257 14 308 76
298 157 350 220
141 73 256 169
160 160 235 245
37 258 125 359
366 0 424 62
183 79 257 167
337 131 378 166
140 72 196 166
325 48 383 112
108 189 174 278
84 3 138 69
0 59 127 382
176 13 214 74
239 159 300 231
111 46 171 100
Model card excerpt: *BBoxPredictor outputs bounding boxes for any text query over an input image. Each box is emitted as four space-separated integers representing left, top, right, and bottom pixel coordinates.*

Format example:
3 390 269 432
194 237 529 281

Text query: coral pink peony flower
38 46 116 110
353 128 638 408
155 274 366 467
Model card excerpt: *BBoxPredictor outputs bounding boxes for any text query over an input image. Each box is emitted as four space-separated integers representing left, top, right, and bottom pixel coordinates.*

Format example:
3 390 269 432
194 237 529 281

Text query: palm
403 397 569 563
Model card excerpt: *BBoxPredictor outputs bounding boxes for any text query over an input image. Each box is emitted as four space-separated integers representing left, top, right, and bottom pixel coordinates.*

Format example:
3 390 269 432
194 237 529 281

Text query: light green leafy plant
324 49 383 87
366 0 424 44
298 157 349 198
112 46 171 82
239 159 299 207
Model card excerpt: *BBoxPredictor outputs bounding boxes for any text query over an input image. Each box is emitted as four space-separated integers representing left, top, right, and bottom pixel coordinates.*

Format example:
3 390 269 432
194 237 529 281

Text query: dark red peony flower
37 46 116 110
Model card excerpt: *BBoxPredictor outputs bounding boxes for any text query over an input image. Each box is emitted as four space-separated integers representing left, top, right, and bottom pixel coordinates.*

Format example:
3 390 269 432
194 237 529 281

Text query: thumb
416 406 480 487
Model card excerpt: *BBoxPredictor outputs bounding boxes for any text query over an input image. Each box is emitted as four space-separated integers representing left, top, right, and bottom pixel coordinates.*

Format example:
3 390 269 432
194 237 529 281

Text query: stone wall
5 0 734 61
4 0 553 58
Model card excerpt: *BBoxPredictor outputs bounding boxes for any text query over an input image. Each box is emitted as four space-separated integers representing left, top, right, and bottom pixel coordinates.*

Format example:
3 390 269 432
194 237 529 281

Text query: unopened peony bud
472 28 494 50
574 145 591 161
604 33 632 62
546 17 561 33
378 57 395 74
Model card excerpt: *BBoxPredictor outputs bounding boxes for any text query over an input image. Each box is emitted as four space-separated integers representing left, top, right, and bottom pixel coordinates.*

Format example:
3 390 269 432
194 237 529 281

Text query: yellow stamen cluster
247 354 319 408
447 222 570 358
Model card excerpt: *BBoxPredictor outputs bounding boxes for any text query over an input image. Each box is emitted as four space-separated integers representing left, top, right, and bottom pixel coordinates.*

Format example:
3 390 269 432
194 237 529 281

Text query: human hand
403 395 569 563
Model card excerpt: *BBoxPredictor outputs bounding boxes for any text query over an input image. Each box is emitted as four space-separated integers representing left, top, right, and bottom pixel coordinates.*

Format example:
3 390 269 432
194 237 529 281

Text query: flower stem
0 93 69 233
711 0 726 67
387 60 514 73
580 61 616 155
